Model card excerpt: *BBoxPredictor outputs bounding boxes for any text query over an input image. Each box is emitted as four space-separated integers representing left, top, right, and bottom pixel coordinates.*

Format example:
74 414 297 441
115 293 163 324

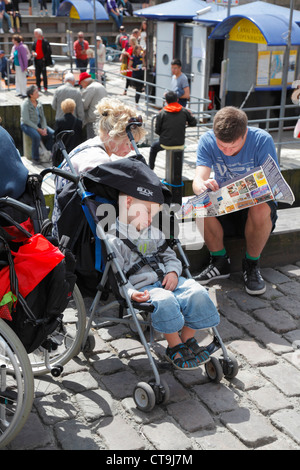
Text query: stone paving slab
4 261 300 451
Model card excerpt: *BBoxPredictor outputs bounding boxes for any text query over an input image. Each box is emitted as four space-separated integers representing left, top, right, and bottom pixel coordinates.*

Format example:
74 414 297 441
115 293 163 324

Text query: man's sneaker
194 255 230 285
0 29 4 34
242 257 266 295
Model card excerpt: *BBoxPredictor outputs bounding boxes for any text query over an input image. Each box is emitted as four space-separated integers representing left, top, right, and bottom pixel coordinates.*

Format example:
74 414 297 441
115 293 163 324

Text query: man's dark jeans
35 58 48 90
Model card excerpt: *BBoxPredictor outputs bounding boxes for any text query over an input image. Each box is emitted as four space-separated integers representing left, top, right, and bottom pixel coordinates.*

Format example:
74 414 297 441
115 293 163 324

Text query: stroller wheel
133 382 156 412
205 357 224 383
220 353 239 379
82 331 96 353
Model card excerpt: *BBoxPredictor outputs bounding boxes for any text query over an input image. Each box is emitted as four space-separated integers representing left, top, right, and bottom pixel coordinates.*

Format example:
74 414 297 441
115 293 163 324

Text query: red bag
0 233 64 301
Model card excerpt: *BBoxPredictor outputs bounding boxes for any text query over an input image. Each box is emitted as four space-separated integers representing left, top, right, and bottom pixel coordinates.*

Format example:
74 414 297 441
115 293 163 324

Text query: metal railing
1 39 299 164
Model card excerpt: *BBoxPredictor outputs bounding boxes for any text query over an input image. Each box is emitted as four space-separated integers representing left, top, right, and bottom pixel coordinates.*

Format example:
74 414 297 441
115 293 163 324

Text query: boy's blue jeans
140 276 220 334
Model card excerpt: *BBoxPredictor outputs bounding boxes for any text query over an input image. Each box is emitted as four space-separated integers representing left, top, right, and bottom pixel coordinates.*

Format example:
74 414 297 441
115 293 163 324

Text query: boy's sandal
185 337 210 365
165 343 199 370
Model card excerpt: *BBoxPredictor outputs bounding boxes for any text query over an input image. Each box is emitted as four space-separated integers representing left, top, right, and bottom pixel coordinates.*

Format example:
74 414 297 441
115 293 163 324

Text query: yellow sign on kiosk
229 18 267 44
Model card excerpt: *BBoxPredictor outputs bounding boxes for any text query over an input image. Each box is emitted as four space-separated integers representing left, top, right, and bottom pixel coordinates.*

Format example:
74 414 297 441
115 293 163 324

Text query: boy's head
119 194 161 232
165 91 178 104
213 106 248 156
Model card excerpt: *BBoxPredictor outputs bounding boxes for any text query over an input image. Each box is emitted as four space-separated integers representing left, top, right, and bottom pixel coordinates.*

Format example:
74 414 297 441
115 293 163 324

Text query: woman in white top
52 97 147 237
96 35 106 79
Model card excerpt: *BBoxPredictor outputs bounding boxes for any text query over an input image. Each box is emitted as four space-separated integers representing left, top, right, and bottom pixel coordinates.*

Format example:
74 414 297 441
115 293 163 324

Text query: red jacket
74 39 89 60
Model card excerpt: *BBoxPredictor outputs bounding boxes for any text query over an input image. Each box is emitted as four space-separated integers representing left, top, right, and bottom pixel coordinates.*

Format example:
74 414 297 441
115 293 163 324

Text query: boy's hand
131 290 150 302
162 272 178 291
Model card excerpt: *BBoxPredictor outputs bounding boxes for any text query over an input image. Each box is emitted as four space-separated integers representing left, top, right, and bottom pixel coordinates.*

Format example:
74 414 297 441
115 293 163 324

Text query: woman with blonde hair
52 97 146 236
54 97 83 155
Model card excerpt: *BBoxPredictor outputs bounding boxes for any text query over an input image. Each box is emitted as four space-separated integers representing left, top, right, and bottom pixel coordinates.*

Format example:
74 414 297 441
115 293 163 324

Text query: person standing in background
129 44 145 106
52 72 84 122
10 33 28 97
79 71 107 138
86 48 95 78
32 27 52 92
73 31 89 73
170 58 190 107
96 35 106 80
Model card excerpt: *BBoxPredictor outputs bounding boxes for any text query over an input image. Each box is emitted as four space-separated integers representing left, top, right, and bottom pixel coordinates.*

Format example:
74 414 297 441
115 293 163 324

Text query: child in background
86 48 96 79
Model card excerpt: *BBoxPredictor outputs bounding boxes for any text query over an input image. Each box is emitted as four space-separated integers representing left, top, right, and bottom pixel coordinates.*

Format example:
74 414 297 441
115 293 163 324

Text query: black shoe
242 257 266 295
194 255 230 285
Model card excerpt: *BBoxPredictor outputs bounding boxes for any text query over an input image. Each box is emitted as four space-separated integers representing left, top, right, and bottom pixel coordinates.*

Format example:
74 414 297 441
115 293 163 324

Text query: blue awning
58 0 109 20
134 0 225 21
193 1 300 25
208 13 300 46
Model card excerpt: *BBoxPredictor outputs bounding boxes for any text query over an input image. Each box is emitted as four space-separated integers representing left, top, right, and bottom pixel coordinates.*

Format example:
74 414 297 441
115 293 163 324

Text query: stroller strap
118 233 169 281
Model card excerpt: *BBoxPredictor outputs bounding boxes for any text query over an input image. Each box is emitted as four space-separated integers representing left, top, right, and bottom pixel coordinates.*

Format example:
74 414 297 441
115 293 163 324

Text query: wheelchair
0 318 34 449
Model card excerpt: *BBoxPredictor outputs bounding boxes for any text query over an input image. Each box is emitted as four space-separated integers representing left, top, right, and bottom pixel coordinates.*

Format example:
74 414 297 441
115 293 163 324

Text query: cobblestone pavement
4 261 300 451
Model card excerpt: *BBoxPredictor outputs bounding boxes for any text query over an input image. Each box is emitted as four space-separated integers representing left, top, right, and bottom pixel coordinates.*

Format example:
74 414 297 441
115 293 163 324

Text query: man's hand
195 178 219 194
162 272 178 291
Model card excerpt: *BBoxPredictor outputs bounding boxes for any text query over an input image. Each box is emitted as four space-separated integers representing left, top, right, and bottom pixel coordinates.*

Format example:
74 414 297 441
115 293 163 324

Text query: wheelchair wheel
0 318 34 449
28 284 87 376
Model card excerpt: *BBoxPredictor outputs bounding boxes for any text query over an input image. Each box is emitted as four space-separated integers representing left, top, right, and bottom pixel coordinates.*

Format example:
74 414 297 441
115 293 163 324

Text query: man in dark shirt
32 28 52 92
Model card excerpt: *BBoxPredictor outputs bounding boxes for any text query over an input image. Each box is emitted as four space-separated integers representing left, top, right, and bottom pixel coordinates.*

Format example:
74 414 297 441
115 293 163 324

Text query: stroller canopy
56 155 172 247
82 156 172 205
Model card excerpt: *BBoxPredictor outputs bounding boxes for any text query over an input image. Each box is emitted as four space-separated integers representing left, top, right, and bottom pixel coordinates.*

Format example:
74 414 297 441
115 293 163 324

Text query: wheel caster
51 364 63 377
133 381 156 412
148 378 170 406
220 353 239 379
205 357 223 383
82 332 96 353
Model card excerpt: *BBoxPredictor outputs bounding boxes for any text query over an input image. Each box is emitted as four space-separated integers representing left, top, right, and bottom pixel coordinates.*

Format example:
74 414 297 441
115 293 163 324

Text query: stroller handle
55 130 75 146
125 121 143 158
40 167 80 185
0 196 36 217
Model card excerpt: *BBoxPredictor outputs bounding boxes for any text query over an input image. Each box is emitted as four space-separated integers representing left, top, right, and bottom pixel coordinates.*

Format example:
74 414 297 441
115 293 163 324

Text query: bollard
22 132 32 160
162 145 184 205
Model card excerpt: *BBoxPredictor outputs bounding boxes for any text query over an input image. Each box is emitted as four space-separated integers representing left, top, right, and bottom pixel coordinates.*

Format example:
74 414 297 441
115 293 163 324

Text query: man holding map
192 106 279 296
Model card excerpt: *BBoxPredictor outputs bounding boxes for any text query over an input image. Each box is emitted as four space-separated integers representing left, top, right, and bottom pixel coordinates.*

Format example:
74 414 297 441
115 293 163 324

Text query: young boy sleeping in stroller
107 192 220 371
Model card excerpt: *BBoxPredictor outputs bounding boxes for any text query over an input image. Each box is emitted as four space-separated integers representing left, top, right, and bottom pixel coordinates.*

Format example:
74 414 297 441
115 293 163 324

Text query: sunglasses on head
127 115 143 129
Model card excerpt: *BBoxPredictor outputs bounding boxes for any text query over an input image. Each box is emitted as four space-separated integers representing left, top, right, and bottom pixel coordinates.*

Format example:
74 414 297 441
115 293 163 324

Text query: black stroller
43 126 239 412
0 174 87 378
